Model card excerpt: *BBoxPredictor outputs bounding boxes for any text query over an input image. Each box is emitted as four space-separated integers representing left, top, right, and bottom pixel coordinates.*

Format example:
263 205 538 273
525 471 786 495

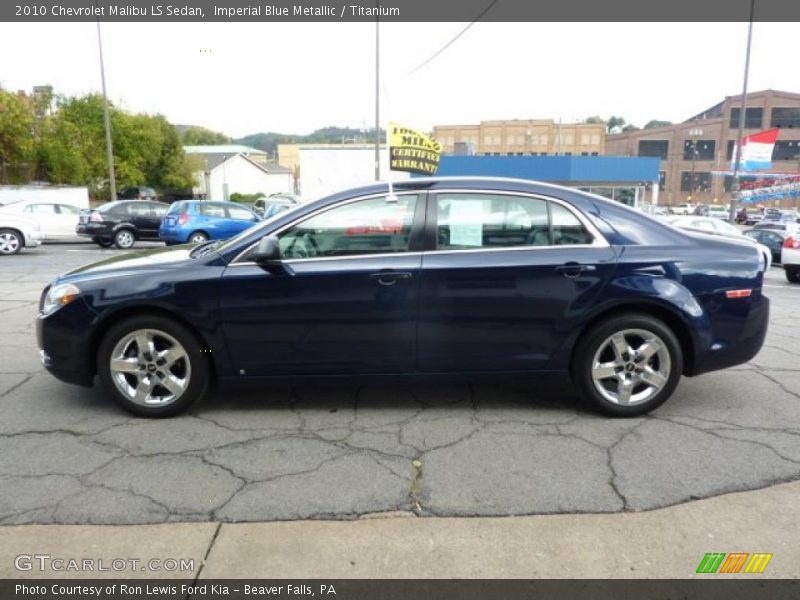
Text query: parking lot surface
2 242 799 525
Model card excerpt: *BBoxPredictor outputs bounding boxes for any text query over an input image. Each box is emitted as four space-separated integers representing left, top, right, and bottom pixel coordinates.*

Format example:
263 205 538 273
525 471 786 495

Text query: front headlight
41 283 81 315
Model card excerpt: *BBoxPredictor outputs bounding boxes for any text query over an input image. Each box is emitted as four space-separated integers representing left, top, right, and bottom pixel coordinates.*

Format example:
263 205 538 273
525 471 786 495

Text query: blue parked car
37 177 769 418
159 200 261 245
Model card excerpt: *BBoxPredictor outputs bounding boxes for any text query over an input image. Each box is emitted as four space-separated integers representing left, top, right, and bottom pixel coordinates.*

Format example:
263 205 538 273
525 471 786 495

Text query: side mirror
251 235 281 264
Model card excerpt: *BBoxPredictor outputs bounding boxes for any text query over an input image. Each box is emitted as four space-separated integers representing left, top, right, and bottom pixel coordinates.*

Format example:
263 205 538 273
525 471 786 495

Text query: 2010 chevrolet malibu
36 177 769 418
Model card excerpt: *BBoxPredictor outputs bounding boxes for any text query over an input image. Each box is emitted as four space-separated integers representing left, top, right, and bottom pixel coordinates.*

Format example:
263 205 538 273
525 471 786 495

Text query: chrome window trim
229 188 609 267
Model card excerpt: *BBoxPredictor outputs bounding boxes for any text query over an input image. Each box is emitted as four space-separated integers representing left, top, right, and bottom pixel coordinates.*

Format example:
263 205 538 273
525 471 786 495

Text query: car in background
118 186 158 201
254 194 300 216
669 203 694 215
0 202 82 241
666 215 772 269
760 209 800 225
744 228 786 264
77 200 169 249
780 223 800 283
0 214 44 255
159 200 261 245
707 205 729 220
754 219 798 233
37 177 769 418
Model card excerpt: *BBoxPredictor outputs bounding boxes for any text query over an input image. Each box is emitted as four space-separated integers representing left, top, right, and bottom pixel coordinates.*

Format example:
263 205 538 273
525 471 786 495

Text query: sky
0 21 798 138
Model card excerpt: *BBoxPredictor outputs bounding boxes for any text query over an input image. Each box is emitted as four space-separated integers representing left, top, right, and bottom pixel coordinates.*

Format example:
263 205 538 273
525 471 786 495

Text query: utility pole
96 19 117 201
729 0 755 224
374 11 380 181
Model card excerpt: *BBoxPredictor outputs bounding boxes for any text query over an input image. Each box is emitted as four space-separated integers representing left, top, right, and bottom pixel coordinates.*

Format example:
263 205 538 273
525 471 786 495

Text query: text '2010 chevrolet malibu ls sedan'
36 177 769 418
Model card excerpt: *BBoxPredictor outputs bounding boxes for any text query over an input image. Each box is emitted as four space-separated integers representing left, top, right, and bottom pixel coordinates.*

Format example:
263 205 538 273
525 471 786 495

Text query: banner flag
732 128 780 171
389 123 442 175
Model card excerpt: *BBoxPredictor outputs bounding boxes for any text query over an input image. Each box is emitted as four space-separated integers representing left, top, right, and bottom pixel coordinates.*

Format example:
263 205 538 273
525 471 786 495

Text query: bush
229 192 264 203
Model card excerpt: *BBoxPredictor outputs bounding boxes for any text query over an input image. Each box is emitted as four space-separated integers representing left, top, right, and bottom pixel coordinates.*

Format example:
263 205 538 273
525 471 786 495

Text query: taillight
784 236 800 249
178 213 190 225
726 289 752 299
89 211 103 222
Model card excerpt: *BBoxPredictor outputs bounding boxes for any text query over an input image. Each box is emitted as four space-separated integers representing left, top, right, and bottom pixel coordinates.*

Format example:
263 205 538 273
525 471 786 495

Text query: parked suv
159 200 261 245
76 200 169 249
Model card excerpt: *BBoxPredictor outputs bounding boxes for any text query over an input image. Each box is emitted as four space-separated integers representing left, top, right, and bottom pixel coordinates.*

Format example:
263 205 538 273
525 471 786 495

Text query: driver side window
278 195 418 259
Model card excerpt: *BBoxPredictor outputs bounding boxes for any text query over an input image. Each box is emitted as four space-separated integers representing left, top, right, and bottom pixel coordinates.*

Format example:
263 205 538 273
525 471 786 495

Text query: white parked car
0 214 44 255
666 215 773 270
0 201 82 240
780 222 800 283
707 205 730 219
669 203 695 215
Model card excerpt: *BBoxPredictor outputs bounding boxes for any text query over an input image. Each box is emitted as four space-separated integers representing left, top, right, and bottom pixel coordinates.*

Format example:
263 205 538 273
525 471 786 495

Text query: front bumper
36 302 96 387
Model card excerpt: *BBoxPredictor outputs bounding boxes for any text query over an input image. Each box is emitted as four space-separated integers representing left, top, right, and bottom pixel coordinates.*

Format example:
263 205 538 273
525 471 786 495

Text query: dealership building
605 89 800 208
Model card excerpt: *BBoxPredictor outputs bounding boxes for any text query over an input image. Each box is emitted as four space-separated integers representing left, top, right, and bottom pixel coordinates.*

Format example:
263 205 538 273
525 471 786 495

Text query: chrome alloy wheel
0 231 21 254
108 328 191 406
115 230 134 248
591 328 671 406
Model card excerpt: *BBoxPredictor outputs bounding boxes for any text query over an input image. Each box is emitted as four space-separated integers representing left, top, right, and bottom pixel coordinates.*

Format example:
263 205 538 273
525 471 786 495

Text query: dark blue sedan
159 200 261 245
36 178 769 417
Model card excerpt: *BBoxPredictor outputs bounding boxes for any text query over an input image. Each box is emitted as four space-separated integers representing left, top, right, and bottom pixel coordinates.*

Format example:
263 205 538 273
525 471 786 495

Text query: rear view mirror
251 235 281 264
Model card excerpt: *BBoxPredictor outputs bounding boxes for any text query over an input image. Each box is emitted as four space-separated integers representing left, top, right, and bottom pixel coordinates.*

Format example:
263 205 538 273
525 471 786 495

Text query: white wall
0 185 90 209
205 155 294 200
299 147 410 201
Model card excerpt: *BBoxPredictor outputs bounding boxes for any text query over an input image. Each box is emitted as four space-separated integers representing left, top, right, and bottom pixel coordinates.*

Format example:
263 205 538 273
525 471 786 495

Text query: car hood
58 244 201 282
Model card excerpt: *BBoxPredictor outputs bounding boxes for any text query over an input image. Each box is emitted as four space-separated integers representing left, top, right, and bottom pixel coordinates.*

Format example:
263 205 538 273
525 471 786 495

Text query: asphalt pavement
1 241 799 525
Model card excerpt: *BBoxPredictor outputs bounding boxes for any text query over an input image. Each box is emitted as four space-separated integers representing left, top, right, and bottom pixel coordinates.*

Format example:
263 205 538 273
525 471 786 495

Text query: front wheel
0 229 23 255
572 314 683 417
97 315 210 417
786 266 800 284
113 229 136 249
94 238 113 248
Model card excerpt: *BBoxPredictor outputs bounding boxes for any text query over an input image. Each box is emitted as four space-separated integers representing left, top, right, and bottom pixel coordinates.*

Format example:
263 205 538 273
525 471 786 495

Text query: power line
405 0 499 77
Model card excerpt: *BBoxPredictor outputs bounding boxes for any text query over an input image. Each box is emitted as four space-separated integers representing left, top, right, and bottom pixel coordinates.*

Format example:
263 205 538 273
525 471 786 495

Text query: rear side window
25 204 58 214
57 204 80 215
435 193 593 250
199 203 227 218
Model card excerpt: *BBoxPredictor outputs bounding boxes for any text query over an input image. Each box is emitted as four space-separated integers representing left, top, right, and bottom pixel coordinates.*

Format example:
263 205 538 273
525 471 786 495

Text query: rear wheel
188 231 208 244
786 266 800 284
113 229 136 249
572 313 683 417
97 315 210 417
0 229 23 255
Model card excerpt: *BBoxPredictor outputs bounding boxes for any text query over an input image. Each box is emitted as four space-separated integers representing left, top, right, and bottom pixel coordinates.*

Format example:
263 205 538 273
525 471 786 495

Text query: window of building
683 140 715 161
565 152 572 156
729 107 764 129
659 171 666 191
773 140 800 160
770 107 800 128
638 140 669 160
580 134 591 145
680 172 712 192
277 195 418 259
591 134 600 145
581 152 589 156
590 152 598 156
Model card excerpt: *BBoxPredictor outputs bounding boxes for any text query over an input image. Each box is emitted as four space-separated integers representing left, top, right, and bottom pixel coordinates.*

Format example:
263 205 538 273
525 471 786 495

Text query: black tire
94 238 113 248
785 266 800 284
97 314 210 417
113 229 136 249
188 231 209 244
572 313 683 417
0 228 24 255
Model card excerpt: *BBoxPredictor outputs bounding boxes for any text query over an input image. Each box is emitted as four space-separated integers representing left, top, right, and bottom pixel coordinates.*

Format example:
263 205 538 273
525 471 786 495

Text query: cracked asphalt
2 242 800 525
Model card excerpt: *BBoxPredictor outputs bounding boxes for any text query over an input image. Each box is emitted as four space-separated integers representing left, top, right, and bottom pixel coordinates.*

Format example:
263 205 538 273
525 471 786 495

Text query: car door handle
370 271 413 286
555 263 596 278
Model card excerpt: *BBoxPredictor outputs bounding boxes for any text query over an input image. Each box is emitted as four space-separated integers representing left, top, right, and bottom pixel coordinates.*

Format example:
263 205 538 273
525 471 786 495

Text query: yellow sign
389 122 442 176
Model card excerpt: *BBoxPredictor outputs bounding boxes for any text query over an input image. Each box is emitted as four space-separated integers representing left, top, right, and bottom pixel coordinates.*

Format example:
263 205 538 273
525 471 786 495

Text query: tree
644 119 673 129
606 116 627 133
622 124 640 132
0 88 36 183
181 125 230 145
585 116 606 125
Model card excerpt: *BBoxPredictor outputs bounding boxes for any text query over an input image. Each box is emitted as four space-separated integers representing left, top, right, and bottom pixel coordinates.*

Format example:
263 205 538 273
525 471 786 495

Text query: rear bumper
76 223 112 239
159 227 186 242
689 292 770 376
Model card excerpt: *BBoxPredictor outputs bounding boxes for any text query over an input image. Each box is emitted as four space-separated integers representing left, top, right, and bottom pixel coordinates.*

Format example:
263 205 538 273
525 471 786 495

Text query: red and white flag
732 128 780 171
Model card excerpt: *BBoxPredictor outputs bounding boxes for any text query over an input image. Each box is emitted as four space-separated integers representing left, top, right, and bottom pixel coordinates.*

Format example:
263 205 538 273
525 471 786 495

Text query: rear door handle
370 271 413 286
555 263 596 278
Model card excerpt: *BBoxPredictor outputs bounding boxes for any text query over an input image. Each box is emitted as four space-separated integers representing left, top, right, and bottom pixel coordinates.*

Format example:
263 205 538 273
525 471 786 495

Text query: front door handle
555 263 597 278
370 271 413 286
